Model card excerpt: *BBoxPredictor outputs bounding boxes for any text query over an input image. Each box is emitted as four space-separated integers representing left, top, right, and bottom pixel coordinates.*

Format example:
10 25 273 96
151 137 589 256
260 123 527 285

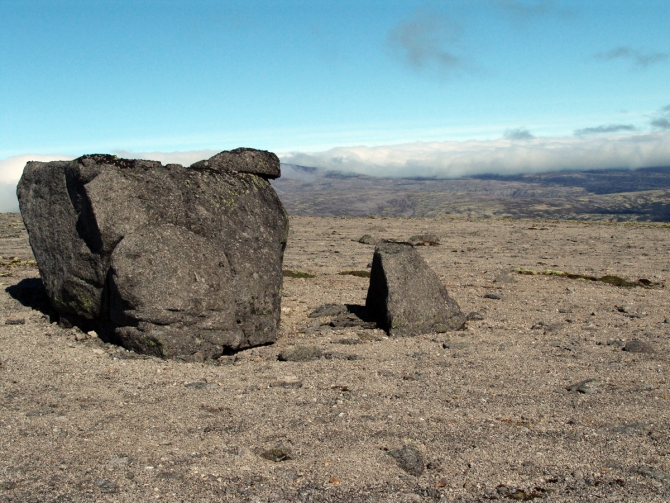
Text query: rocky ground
1 212 669 502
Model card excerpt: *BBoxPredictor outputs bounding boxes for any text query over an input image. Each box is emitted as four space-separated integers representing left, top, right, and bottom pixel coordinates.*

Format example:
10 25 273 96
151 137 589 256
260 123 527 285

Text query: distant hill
471 166 670 195
272 165 670 222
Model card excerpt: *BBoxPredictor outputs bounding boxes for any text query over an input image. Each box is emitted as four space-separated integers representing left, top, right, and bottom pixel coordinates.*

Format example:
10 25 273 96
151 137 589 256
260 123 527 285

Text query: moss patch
338 270 371 278
283 270 316 279
515 268 659 288
0 256 37 269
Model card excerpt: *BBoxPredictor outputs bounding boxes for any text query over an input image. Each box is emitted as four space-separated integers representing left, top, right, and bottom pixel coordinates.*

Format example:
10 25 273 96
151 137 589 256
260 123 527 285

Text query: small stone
633 466 669 483
184 381 209 390
442 341 470 350
407 234 440 246
389 445 424 476
484 292 502 300
308 304 348 318
261 447 292 462
494 272 516 284
4 317 25 325
323 352 362 361
545 322 566 333
330 313 376 329
87 330 98 338
336 337 362 345
357 235 379 245
623 340 654 354
567 379 601 394
269 377 303 389
466 311 484 321
73 331 89 342
278 345 322 362
94 478 118 493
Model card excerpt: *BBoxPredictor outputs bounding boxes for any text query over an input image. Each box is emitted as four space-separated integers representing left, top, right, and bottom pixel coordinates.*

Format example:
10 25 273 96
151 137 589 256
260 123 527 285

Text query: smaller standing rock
366 242 465 336
389 446 424 476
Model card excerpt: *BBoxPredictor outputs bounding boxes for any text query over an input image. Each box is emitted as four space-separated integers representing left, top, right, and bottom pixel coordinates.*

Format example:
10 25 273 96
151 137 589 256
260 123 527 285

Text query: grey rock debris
17 149 288 360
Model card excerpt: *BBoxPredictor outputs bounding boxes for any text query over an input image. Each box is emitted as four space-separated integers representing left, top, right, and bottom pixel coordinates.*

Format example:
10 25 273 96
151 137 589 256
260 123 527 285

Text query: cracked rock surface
17 150 288 359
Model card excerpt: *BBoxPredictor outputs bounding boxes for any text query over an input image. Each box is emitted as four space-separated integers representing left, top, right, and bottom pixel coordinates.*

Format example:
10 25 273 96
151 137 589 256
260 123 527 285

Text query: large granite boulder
365 242 465 336
17 149 289 360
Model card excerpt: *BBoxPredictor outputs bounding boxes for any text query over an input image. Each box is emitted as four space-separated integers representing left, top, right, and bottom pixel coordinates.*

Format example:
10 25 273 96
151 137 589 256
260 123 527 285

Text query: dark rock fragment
365 242 465 336
323 351 362 361
4 317 25 325
330 313 376 329
466 311 484 321
358 234 379 245
277 345 322 362
389 445 424 476
261 448 292 462
308 304 348 318
623 340 654 353
484 292 502 300
567 379 601 394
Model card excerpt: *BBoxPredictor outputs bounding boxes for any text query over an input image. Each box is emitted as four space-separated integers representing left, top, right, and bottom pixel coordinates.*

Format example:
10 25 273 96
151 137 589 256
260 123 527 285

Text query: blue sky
1 0 670 209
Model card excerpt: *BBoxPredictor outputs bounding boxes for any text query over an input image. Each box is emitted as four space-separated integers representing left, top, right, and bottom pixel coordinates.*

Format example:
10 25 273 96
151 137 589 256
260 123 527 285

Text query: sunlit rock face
18 148 288 360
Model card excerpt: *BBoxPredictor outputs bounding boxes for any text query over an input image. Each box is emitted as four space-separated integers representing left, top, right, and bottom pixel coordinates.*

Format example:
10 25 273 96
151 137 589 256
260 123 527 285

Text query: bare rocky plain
1 212 670 502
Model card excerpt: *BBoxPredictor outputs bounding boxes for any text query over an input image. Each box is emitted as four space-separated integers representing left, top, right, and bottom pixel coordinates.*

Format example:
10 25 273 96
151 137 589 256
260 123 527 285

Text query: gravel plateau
1 213 669 502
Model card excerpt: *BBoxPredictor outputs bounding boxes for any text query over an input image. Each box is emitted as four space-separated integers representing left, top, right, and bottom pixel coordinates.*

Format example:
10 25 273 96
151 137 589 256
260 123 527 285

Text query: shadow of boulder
5 278 56 320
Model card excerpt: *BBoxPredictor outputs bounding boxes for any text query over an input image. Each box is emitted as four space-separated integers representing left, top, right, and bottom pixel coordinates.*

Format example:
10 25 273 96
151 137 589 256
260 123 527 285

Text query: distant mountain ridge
273 164 670 222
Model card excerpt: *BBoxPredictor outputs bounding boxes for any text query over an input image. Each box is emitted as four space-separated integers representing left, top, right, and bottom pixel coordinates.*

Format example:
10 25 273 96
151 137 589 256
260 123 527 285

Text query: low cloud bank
3 133 670 212
279 132 670 178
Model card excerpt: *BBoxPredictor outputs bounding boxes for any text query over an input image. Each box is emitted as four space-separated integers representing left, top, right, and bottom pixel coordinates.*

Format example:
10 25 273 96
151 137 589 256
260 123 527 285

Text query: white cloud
4 134 670 213
278 132 670 178
0 154 75 213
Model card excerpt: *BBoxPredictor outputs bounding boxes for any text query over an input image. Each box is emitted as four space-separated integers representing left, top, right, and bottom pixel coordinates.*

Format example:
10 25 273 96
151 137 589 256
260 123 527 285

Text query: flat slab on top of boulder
365 241 465 337
17 149 288 360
